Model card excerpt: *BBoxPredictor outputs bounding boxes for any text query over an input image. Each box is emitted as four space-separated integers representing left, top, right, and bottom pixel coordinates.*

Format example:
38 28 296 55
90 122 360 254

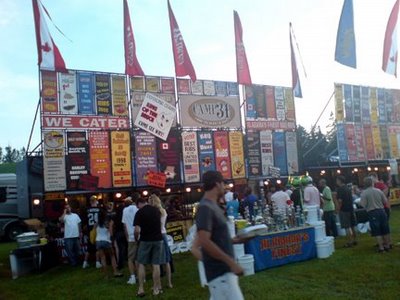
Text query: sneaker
127 275 136 285
82 261 89 269
96 261 102 269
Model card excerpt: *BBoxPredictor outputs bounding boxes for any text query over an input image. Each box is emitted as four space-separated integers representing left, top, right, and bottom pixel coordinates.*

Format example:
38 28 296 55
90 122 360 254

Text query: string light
185 187 191 193
33 199 40 206
115 192 122 199
166 188 171 193
142 190 148 196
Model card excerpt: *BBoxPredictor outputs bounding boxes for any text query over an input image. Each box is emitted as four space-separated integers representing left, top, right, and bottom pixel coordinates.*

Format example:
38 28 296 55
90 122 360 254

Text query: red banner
213 131 232 179
345 124 358 161
363 124 375 160
246 120 296 130
234 10 252 85
41 71 58 113
147 171 167 188
42 115 129 130
89 131 112 188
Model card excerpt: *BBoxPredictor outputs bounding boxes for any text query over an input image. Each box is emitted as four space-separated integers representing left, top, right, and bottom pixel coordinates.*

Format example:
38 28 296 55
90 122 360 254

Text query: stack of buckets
229 217 255 276
306 205 335 259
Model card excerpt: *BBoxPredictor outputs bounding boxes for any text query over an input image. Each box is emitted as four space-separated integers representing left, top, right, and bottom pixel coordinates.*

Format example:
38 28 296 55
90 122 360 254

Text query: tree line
0 146 26 163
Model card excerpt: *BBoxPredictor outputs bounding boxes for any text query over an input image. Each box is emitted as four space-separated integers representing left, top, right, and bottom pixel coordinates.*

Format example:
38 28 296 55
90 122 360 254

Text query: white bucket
316 238 331 259
238 254 255 276
234 244 245 260
336 223 347 236
305 205 319 224
310 221 326 242
325 236 335 255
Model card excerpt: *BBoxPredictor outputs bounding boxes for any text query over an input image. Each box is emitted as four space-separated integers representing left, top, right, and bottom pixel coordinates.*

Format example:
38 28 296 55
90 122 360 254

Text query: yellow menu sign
229 131 246 179
111 131 132 187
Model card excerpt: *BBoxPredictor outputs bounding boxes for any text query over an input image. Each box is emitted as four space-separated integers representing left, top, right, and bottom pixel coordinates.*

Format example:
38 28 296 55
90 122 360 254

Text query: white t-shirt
225 191 234 202
122 204 138 242
63 213 81 238
271 190 290 211
304 185 321 206
96 225 111 243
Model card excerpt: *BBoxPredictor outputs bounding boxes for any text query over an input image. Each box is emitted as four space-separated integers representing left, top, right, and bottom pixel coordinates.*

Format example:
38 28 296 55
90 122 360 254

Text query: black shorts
368 209 390 237
339 211 357 229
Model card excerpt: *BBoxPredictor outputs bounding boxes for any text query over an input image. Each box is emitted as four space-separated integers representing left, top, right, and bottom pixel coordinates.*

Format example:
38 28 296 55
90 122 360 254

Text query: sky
0 0 399 150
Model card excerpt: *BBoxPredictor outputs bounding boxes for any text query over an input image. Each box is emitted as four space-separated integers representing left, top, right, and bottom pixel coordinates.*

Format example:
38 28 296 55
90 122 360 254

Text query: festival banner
260 130 274 176
372 124 383 159
42 115 129 130
246 120 296 131
354 124 366 161
213 131 232 179
227 82 239 96
197 131 216 176
66 132 89 189
245 86 257 119
334 83 344 122
285 88 295 121
229 132 245 179
363 124 375 160
59 71 78 114
275 87 286 121
393 90 400 122
285 131 299 174
43 130 66 191
246 131 261 177
344 84 353 122
385 90 394 122
89 131 112 188
273 131 288 175
203 80 216 96
134 131 158 186
215 81 227 96
147 171 167 188
352 86 361 123
388 126 400 158
345 123 357 161
361 86 370 123
77 72 95 115
336 123 348 161
177 79 190 94
254 85 267 119
181 131 200 183
146 77 160 92
380 125 390 159
41 71 58 113
377 89 387 123
112 75 128 116
157 130 181 184
131 76 145 91
111 131 132 187
266 86 277 119
370 88 378 123
161 78 175 94
95 74 112 115
191 80 203 95
180 95 241 128
134 93 176 140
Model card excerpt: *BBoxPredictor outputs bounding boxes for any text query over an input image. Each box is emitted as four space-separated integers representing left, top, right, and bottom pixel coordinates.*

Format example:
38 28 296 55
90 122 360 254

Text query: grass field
1 208 400 300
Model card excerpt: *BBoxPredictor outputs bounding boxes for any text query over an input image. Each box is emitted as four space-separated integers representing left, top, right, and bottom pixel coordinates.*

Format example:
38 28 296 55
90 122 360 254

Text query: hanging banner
59 71 78 114
131 76 145 91
42 114 129 130
344 84 353 122
337 123 348 162
254 85 267 119
245 86 257 119
203 80 216 96
380 125 390 159
370 88 378 123
393 90 400 122
377 89 386 124
77 72 95 115
352 86 361 123
334 84 344 122
363 124 375 160
361 86 370 123
66 132 89 189
157 131 181 184
385 90 394 122
95 74 112 115
372 124 383 159
275 87 285 121
273 132 288 175
191 80 203 95
246 120 296 131
134 93 176 140
197 131 216 176
112 75 128 116
285 88 295 121
111 131 132 187
260 130 274 176
388 126 400 158
181 131 201 183
179 95 241 128
41 71 58 113
266 86 277 119
354 124 366 161
43 130 66 192
146 77 160 92
227 82 239 96
213 131 232 179
161 78 175 94
285 131 299 174
345 124 358 161
89 131 112 188
229 132 245 179
177 79 190 94
215 81 227 96
134 131 158 186
247 131 261 177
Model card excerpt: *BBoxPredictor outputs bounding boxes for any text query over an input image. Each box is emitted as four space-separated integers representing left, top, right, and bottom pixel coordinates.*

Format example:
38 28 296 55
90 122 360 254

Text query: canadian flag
32 0 66 71
167 0 197 82
382 0 399 77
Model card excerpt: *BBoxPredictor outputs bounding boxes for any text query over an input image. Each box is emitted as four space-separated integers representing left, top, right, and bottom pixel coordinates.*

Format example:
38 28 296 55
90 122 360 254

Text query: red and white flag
382 0 399 77
124 0 144 76
32 0 66 71
234 11 252 86
167 0 196 82
290 23 302 98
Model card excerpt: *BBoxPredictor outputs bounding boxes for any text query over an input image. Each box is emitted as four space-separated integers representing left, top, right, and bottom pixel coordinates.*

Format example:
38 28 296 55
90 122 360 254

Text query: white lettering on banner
42 115 129 129
173 28 185 65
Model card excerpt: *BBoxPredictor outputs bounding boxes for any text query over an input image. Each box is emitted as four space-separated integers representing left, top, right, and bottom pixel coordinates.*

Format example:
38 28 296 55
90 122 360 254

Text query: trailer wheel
6 223 25 241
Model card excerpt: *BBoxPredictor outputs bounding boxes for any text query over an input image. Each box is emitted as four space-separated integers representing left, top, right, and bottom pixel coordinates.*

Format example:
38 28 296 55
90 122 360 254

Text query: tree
1 145 25 163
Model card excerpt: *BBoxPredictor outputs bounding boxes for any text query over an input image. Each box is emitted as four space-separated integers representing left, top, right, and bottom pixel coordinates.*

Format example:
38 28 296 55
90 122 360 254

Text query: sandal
136 292 145 298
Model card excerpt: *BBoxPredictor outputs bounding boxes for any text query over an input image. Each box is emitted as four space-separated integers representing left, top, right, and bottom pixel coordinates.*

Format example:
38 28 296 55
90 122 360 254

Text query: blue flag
335 0 356 68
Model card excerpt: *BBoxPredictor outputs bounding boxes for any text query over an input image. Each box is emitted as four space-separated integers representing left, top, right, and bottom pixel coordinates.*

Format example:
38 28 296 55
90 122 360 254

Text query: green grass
1 208 400 300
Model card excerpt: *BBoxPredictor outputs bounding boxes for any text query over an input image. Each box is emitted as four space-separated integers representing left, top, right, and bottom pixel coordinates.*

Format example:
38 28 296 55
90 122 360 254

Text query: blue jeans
64 237 81 266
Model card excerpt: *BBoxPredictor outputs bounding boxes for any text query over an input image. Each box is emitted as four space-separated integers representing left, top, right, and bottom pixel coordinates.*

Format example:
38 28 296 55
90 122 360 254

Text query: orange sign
147 171 167 188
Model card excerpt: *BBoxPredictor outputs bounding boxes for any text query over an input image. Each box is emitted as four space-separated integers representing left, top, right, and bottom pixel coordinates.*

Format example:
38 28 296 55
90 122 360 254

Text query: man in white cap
122 194 139 284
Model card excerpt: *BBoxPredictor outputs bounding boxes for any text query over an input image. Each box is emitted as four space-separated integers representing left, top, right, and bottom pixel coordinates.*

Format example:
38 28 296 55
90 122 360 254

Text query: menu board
77 72 95 115
89 131 112 188
66 132 89 189
246 131 261 177
197 131 216 176
134 131 158 186
273 132 287 175
229 132 245 179
157 130 181 184
181 132 201 183
41 71 58 113
260 130 274 176
111 131 132 187
112 75 128 116
59 71 78 114
95 74 112 115
213 131 232 179
43 130 66 191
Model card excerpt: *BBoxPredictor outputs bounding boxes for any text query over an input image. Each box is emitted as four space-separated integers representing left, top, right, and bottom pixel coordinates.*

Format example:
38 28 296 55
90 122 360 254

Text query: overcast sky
0 0 398 150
